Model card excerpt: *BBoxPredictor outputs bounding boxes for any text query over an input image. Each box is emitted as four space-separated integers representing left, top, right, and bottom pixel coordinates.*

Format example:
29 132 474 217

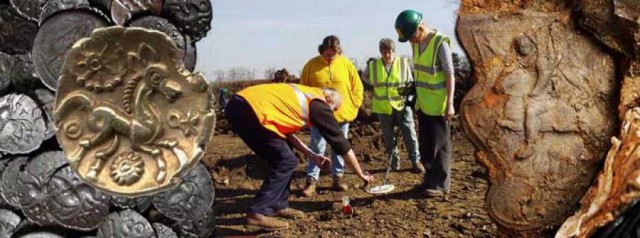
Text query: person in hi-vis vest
361 38 425 175
299 35 364 197
225 83 373 230
396 9 456 198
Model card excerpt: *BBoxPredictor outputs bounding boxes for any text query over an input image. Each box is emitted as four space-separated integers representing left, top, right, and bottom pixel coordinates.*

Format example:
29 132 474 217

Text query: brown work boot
275 208 305 219
302 177 317 197
412 162 426 174
246 213 289 231
332 174 349 191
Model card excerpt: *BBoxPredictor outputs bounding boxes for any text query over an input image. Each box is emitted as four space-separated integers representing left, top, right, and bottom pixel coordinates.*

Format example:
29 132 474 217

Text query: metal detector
367 115 402 194
366 166 395 194
366 81 418 194
366 79 416 194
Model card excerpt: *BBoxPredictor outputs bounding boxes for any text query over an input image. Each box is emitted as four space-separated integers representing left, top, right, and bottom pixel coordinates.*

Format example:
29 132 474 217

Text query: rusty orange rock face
457 10 618 232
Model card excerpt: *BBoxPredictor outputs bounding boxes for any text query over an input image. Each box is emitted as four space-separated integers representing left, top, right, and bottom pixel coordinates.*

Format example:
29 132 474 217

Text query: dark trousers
225 95 298 216
417 112 452 191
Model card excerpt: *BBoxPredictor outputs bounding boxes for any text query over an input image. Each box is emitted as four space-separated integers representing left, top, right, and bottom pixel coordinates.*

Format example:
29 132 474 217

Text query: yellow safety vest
413 32 450 116
238 83 326 138
369 57 409 115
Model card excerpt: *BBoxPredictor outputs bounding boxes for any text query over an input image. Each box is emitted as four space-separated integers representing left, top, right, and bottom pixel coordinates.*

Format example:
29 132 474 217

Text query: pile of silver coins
0 0 215 237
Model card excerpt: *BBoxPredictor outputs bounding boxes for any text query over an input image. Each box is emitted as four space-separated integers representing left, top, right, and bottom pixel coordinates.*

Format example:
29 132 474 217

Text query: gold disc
53 26 215 197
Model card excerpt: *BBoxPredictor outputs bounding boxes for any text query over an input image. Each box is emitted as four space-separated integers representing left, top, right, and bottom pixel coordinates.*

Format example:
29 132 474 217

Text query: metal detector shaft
383 166 391 185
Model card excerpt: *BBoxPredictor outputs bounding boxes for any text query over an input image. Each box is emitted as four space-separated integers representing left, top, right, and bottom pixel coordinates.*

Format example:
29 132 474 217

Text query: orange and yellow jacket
238 83 326 138
300 55 363 123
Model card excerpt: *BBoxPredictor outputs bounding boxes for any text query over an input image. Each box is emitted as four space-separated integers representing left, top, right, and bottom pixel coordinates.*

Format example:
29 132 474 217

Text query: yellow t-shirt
300 55 363 123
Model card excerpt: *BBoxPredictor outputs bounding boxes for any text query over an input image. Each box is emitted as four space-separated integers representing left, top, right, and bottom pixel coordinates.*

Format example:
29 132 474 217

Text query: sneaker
333 174 349 191
246 213 289 231
302 177 317 197
424 189 444 198
412 162 426 174
275 208 305 219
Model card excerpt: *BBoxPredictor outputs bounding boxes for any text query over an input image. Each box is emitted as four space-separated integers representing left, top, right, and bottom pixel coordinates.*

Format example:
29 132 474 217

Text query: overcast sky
194 1 462 80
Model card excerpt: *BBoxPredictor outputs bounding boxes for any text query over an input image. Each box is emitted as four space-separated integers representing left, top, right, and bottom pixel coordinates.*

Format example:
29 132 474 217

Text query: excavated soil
203 118 498 237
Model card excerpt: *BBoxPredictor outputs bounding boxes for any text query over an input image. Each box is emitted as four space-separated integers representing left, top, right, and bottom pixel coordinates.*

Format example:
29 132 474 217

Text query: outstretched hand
360 171 374 186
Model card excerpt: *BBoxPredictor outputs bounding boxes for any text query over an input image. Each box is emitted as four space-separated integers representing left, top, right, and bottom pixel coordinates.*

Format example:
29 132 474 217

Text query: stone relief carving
457 11 618 232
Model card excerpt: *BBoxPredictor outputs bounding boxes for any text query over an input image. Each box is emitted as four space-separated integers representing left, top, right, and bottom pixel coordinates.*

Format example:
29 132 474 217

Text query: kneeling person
225 83 374 230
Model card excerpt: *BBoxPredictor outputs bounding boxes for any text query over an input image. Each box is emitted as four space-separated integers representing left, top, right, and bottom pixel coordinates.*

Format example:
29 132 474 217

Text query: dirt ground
203 118 498 237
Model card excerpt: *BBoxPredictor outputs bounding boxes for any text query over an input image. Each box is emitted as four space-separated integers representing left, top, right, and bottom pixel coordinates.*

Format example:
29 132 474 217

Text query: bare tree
453 52 471 81
244 68 256 80
264 67 278 79
227 67 241 81
214 69 226 81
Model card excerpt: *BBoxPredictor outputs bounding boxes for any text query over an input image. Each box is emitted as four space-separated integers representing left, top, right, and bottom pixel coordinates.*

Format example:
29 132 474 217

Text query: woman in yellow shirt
300 35 363 197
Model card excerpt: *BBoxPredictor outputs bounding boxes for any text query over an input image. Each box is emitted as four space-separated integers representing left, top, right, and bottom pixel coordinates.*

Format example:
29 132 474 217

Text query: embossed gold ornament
53 26 215 197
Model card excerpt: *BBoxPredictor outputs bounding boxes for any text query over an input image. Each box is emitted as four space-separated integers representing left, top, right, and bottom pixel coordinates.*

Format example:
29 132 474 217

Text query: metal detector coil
367 184 395 194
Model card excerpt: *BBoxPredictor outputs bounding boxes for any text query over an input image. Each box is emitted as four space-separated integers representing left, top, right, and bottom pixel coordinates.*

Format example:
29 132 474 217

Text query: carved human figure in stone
497 34 538 133
498 33 561 158
458 11 617 233
525 47 561 142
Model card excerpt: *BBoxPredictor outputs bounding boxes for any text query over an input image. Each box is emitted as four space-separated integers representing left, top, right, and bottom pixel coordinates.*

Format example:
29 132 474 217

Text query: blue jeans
306 123 349 180
376 106 420 169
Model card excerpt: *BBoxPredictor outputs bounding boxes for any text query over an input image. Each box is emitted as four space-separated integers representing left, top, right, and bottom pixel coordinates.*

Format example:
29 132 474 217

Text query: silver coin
87 0 111 13
0 52 14 93
110 0 162 26
176 207 215 238
40 0 91 23
128 15 187 59
10 54 40 93
19 151 68 226
0 94 46 154
0 159 12 207
109 195 152 212
161 0 212 42
33 89 56 140
45 165 110 231
153 223 178 238
16 232 65 238
184 36 197 72
136 196 153 212
109 195 138 209
0 4 38 55
32 10 109 91
0 209 21 237
152 163 214 221
9 0 48 22
0 156 29 208
97 209 155 238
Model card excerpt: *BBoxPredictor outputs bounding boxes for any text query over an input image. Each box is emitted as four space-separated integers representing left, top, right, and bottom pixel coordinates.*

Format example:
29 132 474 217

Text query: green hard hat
395 9 423 42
